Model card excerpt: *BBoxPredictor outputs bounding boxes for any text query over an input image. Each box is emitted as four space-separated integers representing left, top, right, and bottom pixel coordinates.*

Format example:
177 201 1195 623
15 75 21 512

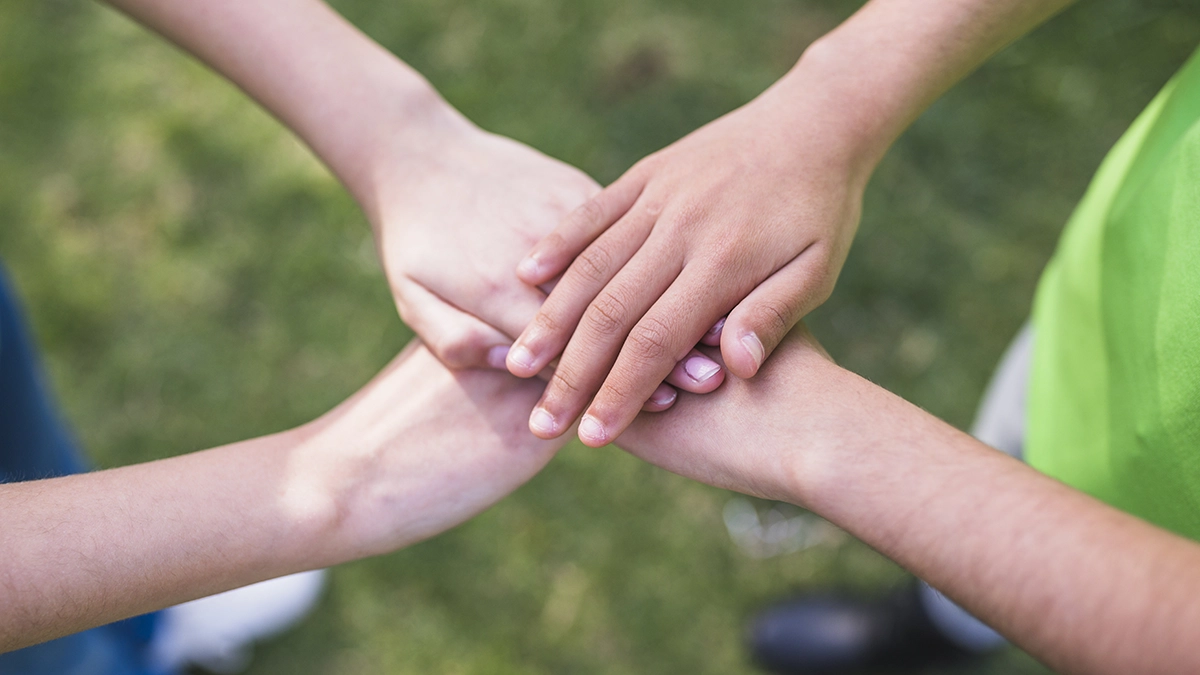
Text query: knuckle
750 298 798 335
705 241 752 272
627 316 673 362
597 377 636 409
531 310 563 339
547 364 584 398
438 327 487 369
584 290 631 336
538 231 569 256
571 244 614 284
669 203 705 232
570 198 607 231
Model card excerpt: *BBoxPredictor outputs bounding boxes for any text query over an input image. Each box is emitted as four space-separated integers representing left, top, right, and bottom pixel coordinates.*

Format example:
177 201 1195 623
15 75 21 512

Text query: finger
700 317 725 347
641 383 678 412
578 263 732 446
516 169 647 285
397 279 514 370
664 349 725 394
721 245 831 379
524 239 683 438
507 205 661 379
420 270 547 343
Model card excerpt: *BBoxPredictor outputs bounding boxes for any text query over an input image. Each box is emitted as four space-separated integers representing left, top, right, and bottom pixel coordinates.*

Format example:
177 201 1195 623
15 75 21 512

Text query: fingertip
516 256 544 284
741 332 765 370
517 252 564 286
506 344 541 378
642 383 678 412
486 345 511 370
700 317 726 347
721 330 764 379
578 414 611 447
667 352 725 394
529 407 563 439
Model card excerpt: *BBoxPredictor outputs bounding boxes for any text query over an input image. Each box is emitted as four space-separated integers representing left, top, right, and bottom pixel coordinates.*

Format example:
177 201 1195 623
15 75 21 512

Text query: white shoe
148 569 327 674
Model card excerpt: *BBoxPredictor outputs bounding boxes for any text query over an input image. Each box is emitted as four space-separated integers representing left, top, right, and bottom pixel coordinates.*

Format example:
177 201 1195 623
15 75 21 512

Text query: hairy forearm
101 0 469 217
769 0 1075 177
791 363 1200 675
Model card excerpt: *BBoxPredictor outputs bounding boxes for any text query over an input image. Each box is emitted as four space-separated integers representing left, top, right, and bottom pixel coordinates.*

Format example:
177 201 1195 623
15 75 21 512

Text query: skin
15 2 1195 670
0 343 566 652
0 0 727 651
508 0 1078 446
104 0 724 406
619 328 1200 675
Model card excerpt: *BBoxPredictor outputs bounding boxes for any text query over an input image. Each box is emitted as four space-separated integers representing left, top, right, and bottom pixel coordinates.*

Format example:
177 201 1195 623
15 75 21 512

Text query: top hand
367 117 727 410
505 77 869 446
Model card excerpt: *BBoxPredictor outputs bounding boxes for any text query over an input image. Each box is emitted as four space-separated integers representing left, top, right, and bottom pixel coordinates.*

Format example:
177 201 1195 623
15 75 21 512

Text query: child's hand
370 122 598 370
369 120 726 410
506 85 867 446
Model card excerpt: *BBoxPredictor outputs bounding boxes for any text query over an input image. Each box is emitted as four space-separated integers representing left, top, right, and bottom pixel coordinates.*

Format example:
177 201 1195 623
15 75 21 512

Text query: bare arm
620 329 1200 675
98 0 723 401
102 0 451 213
510 0 1077 446
0 343 564 652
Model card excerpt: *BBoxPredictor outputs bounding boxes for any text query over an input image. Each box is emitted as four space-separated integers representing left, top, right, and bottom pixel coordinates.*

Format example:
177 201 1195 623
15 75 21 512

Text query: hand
505 78 868 446
299 341 568 558
366 116 727 409
369 117 598 369
616 324 837 504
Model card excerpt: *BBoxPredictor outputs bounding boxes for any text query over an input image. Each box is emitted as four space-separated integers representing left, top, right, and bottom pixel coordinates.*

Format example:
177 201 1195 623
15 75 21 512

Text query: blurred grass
1 0 1198 673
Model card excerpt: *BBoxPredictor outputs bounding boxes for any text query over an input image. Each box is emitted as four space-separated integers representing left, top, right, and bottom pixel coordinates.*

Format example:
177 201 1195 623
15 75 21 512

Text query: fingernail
741 332 765 368
706 317 726 338
487 346 510 370
650 386 677 407
529 407 557 435
683 355 721 383
578 415 607 445
517 256 542 279
508 344 537 372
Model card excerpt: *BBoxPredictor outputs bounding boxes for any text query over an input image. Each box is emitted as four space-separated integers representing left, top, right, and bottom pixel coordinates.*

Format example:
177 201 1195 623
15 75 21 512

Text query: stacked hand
503 78 868 445
368 118 729 412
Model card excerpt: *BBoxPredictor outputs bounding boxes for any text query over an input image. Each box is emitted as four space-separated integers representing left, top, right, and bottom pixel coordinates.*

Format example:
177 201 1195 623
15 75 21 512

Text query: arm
508 0 1076 446
0 343 564 652
102 0 723 403
618 329 1200 675
101 0 587 367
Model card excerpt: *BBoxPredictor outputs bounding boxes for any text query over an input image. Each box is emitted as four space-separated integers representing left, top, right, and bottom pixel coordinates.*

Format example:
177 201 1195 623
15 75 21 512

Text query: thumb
720 250 832 379
397 279 514 370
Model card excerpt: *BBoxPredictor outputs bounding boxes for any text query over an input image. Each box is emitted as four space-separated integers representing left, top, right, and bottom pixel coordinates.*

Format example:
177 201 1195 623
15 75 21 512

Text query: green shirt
1028 47 1200 540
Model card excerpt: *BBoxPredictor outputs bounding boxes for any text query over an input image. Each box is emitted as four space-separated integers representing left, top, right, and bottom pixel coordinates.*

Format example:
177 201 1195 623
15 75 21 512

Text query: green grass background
1 0 1198 673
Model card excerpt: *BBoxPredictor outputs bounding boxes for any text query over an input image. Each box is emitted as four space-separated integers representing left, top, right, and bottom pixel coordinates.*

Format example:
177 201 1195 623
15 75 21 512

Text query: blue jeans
0 267 167 675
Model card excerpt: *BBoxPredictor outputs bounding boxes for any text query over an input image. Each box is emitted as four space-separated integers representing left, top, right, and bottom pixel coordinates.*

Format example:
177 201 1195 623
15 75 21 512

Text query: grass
1 0 1197 673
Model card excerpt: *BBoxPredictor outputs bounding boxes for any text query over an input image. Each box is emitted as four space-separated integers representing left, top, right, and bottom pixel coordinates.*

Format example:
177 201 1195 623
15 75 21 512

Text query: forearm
791 363 1200 675
0 426 340 652
102 0 469 217
767 0 1075 178
0 343 560 652
622 332 1200 673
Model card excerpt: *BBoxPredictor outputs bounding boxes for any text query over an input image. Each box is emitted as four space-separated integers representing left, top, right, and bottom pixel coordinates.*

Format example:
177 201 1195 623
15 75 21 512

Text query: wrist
763 42 901 187
322 60 478 221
